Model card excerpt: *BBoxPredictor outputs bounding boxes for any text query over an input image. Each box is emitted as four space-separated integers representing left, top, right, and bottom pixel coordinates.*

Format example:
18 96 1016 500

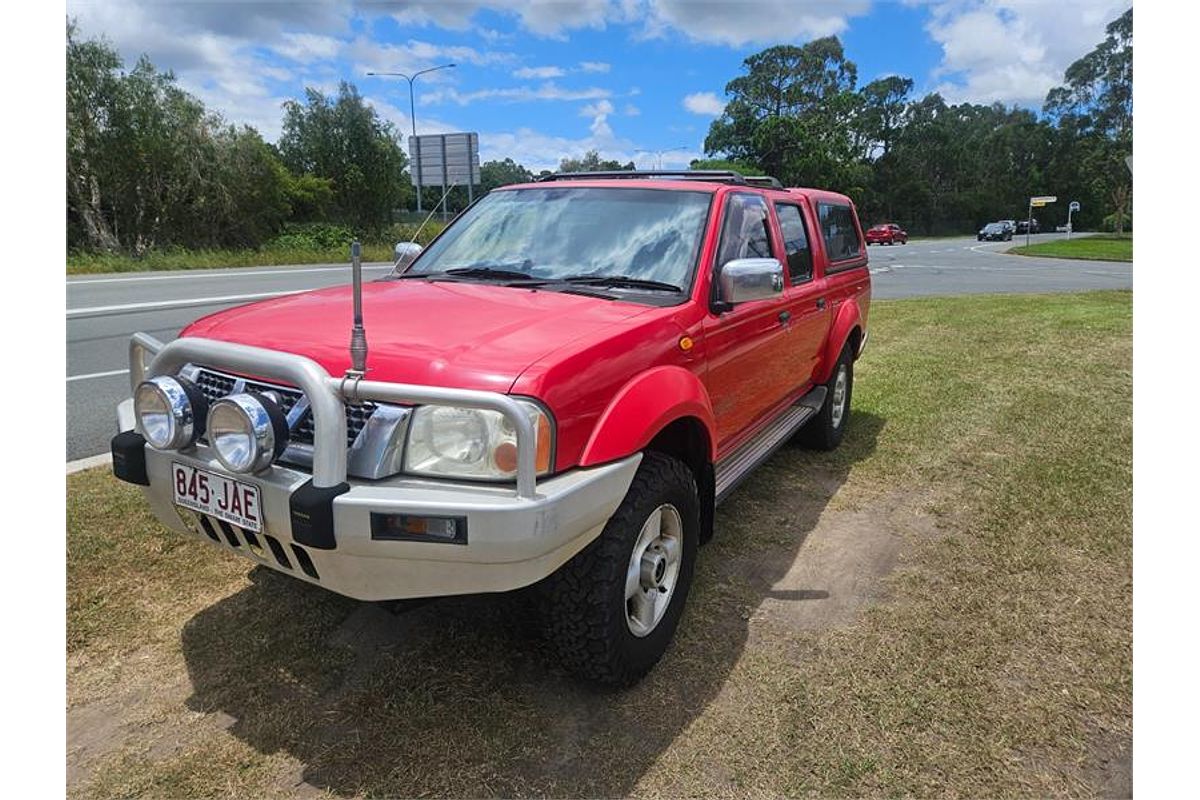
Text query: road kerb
67 453 112 475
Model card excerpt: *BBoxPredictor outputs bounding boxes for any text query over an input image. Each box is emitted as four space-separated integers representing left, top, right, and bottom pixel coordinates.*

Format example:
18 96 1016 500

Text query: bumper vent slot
216 519 241 548
196 514 221 542
265 535 292 570
291 545 319 580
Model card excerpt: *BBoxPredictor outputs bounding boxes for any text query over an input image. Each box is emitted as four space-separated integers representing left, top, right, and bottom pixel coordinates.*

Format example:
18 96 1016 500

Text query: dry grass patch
67 291 1131 798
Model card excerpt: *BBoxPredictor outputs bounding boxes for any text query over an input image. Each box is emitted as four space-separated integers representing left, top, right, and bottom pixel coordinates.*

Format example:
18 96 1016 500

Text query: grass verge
1009 233 1132 261
67 244 398 275
67 222 450 275
67 291 1131 798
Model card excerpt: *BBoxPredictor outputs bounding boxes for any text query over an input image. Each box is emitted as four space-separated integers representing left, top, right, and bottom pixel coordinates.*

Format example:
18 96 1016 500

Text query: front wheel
539 452 700 686
798 342 854 451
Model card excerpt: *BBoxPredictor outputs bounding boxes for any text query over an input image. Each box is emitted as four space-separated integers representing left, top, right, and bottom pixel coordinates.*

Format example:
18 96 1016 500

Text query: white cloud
423 83 613 106
390 0 613 37
514 65 567 79
578 100 616 138
363 97 459 139
921 0 1133 105
643 0 871 46
272 32 342 64
579 61 612 73
624 103 641 116
350 37 513 77
683 92 724 116
580 99 616 117
479 126 642 172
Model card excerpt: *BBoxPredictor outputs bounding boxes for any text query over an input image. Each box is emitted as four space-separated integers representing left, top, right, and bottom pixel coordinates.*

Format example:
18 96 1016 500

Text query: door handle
778 310 791 325
816 298 827 310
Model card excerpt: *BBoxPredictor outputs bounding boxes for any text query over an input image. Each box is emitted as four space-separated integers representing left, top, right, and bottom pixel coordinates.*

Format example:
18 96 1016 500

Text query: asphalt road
66 234 1131 460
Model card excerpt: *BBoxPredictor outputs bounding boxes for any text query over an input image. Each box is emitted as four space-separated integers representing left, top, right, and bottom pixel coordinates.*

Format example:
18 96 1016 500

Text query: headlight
207 392 288 474
134 375 206 450
404 400 553 480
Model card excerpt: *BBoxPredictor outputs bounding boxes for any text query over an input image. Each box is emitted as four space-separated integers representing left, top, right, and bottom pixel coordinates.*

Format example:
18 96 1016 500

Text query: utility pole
368 64 457 214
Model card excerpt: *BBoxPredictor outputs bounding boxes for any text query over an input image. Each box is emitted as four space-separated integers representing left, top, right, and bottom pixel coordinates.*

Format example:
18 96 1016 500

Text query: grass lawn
1009 234 1132 262
66 291 1132 798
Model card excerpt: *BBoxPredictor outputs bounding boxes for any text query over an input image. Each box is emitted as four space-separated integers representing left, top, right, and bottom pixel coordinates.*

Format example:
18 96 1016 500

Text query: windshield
984 223 1003 232
405 186 713 289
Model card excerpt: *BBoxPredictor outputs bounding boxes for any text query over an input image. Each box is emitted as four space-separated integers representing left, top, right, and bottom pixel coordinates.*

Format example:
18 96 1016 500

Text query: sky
67 0 1132 172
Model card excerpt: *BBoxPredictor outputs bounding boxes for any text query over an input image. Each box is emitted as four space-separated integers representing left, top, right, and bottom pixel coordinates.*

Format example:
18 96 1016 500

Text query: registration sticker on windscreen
172 462 262 533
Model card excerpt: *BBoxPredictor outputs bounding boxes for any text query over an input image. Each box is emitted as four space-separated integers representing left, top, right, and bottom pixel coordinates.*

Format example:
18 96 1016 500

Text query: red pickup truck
112 170 871 686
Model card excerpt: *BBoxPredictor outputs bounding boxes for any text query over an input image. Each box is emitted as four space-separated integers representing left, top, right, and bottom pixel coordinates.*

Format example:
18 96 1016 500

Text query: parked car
1000 219 1017 235
1016 218 1041 234
978 222 1013 241
112 170 871 686
865 222 907 246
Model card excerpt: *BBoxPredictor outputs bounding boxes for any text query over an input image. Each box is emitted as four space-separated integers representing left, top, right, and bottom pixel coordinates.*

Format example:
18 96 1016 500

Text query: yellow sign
1031 201 1047 208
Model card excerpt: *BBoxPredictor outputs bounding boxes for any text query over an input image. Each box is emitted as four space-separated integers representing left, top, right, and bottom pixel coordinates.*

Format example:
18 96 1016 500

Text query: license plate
172 462 262 533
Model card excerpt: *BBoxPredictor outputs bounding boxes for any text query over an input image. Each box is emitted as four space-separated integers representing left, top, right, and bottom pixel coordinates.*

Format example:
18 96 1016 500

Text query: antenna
408 181 459 248
348 240 368 375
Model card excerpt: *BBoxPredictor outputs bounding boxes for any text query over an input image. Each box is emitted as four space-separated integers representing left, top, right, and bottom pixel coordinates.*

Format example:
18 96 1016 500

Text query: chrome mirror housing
393 242 424 271
717 257 785 305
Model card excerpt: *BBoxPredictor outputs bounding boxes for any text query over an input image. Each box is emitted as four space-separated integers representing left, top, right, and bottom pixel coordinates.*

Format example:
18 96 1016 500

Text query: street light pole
368 63 457 213
635 146 688 170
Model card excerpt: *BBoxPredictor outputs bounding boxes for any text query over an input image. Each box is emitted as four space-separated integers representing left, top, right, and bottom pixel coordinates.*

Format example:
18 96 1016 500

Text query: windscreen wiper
559 274 682 292
388 264 541 283
443 266 540 281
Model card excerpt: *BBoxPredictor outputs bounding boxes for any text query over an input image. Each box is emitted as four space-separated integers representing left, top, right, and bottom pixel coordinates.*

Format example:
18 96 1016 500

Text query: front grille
294 400 376 446
191 367 376 448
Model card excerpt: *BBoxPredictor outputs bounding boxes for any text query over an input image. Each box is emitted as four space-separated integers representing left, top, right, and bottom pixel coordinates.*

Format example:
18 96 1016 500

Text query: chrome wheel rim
625 503 683 638
831 364 848 429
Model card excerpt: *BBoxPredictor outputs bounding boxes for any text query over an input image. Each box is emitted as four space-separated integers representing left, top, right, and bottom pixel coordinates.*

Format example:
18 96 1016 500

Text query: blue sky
69 1 1131 171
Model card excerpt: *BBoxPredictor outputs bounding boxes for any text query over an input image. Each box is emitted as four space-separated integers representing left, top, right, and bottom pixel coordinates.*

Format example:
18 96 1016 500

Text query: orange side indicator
678 336 694 352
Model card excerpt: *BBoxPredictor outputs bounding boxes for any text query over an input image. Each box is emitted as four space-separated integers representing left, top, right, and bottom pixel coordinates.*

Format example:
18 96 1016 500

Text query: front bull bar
128 333 540 498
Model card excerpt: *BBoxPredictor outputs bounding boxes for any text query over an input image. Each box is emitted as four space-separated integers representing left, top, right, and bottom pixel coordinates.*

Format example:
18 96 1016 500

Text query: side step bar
714 385 827 505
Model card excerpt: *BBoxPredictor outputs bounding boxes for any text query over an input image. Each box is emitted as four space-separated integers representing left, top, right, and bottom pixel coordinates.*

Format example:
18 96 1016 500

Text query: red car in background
865 223 907 245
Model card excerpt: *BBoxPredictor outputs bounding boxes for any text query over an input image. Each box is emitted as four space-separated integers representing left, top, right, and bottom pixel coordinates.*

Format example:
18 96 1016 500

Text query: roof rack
534 169 783 187
744 175 783 188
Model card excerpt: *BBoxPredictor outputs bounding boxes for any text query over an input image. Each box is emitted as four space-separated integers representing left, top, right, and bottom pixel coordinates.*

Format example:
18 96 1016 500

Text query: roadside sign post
1027 195 1057 247
1067 200 1080 240
409 132 480 219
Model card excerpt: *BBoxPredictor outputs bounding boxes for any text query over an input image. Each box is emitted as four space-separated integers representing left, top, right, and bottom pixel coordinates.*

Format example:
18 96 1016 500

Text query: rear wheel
799 342 854 451
539 452 700 686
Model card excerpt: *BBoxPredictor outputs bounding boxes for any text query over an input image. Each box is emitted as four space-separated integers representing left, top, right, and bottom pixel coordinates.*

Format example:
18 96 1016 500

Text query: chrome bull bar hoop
130 335 539 498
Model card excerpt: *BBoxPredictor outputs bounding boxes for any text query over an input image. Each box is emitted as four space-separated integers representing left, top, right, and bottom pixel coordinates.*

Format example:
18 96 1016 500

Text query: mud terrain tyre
539 452 700 686
799 341 854 451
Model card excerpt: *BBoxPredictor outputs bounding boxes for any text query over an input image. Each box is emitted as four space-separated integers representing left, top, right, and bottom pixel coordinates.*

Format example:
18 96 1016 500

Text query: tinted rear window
817 202 863 262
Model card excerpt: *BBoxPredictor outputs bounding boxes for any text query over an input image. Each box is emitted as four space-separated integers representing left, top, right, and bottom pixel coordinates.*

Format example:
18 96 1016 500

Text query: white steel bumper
135 441 639 601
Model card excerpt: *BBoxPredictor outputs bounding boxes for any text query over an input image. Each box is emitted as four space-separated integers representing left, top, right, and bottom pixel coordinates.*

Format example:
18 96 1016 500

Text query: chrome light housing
207 392 289 474
403 400 553 480
134 375 206 450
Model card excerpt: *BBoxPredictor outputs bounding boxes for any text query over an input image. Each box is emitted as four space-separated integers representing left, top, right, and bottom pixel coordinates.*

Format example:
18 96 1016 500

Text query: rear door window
773 203 813 283
817 202 863 264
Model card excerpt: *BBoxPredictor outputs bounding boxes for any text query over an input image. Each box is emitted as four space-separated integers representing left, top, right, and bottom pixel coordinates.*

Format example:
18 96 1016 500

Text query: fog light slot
370 513 467 545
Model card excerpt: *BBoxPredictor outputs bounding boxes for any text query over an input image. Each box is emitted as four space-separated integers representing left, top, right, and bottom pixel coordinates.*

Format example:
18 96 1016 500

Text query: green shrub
385 221 448 247
263 222 355 251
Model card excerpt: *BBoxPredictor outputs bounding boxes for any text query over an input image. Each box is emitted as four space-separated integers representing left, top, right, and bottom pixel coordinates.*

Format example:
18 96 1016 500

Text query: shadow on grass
180 413 884 797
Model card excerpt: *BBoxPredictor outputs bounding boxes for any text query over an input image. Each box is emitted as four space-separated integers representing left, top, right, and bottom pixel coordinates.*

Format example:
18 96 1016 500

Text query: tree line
697 10 1132 234
68 11 1130 255
68 21 413 254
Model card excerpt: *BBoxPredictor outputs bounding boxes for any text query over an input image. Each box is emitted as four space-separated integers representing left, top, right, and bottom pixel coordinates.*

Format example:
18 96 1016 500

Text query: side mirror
393 242 423 271
716 257 785 306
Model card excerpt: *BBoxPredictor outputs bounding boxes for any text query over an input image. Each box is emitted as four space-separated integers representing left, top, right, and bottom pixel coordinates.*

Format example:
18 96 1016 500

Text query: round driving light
207 392 288 474
134 376 206 450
